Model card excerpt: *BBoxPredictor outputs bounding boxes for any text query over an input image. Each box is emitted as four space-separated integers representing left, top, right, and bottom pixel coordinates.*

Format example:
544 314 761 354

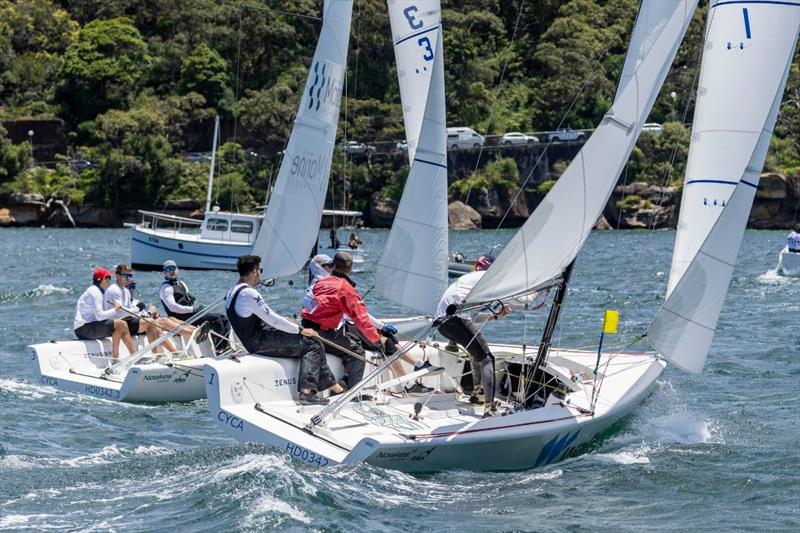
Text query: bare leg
115 319 136 357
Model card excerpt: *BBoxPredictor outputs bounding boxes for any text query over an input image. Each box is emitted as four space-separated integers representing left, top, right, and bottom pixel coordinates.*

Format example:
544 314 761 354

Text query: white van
446 127 484 150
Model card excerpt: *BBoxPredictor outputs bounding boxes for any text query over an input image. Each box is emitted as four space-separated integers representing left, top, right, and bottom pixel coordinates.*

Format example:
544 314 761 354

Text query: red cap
92 268 112 283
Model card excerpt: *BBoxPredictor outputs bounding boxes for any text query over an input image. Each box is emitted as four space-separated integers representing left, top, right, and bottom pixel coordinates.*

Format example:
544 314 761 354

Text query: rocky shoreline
2 172 797 230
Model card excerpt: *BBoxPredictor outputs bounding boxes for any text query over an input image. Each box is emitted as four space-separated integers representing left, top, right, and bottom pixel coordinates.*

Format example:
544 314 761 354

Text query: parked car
549 127 586 142
184 152 212 163
641 122 663 136
68 159 100 171
341 141 375 155
501 132 539 145
395 140 408 152
446 127 484 150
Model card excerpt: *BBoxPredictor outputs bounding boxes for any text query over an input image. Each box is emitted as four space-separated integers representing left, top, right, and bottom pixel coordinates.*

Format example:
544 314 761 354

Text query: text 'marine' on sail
464 0 698 306
650 1 800 374
252 1 353 279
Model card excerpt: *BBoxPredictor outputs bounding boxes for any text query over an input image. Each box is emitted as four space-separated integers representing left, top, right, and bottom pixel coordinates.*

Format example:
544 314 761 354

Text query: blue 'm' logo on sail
308 61 328 111
534 430 581 467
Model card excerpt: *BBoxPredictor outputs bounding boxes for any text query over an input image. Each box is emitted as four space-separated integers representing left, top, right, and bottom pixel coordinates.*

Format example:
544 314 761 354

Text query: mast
204 115 220 213
524 260 575 407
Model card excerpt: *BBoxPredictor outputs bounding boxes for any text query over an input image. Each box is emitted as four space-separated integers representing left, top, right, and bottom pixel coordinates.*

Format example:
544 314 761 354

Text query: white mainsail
252 1 352 278
375 25 448 313
650 1 800 374
387 0 441 163
466 0 698 304
666 0 800 296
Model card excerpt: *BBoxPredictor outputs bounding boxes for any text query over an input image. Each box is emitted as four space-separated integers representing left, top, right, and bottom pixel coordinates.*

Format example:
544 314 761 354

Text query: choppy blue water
0 228 797 531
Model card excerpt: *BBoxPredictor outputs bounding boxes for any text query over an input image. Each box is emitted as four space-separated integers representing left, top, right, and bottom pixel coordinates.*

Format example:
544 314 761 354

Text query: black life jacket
161 279 193 320
226 284 273 354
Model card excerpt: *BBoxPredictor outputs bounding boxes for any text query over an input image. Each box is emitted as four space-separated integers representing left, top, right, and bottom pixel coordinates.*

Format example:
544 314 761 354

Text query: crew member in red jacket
301 251 383 389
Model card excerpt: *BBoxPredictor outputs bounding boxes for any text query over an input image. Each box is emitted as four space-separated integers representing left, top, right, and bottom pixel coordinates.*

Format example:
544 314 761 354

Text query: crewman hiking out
73 268 136 361
226 255 342 405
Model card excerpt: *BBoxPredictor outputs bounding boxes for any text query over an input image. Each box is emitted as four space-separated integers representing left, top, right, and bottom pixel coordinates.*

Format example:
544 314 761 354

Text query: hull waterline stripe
413 157 448 170
712 1 800 7
408 412 592 440
394 25 439 46
686 179 758 188
131 237 246 260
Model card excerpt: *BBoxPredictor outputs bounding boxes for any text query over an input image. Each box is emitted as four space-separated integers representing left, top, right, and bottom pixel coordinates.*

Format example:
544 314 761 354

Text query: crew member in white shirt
434 255 511 417
73 268 136 360
104 264 181 354
787 224 800 253
226 255 342 405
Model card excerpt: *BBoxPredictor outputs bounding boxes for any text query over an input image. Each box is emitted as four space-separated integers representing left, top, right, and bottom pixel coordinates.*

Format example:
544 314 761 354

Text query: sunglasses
121 273 134 280
164 266 177 272
255 267 263 274
126 282 137 291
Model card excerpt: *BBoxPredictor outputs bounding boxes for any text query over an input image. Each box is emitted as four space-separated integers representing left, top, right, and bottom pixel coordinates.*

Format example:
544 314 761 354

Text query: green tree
57 17 150 123
0 125 33 183
180 43 233 111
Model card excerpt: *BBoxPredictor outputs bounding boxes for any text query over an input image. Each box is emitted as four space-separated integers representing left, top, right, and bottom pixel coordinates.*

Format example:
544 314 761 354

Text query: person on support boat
227 255 341 405
159 260 230 350
301 252 383 391
434 254 511 417
303 254 436 394
787 224 800 253
73 268 136 361
104 264 192 354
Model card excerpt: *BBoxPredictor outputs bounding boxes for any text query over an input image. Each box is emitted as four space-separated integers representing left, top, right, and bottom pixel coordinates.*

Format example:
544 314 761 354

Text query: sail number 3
403 5 434 62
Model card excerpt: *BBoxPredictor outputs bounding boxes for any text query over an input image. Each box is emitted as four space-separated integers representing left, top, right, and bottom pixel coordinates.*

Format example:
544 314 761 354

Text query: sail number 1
403 5 434 62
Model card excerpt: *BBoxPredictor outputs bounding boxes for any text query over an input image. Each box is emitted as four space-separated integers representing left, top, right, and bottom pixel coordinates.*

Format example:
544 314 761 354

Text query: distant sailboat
204 0 707 471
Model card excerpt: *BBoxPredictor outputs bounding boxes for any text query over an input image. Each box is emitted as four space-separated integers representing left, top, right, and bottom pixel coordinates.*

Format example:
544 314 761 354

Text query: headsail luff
651 1 800 374
615 0 679 100
252 1 353 279
465 0 698 305
375 24 448 314
387 0 441 163
666 0 800 297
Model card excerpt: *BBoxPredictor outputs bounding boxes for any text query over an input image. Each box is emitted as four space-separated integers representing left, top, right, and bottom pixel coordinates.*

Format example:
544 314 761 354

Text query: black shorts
75 319 115 340
122 316 141 336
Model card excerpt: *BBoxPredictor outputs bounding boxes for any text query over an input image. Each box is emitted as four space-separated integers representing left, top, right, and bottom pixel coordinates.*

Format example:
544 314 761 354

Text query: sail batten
465 0 698 305
252 1 352 279
653 1 799 372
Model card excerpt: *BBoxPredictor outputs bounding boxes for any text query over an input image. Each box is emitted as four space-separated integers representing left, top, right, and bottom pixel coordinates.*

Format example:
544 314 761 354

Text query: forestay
375 24 448 313
466 0 698 304
252 1 352 278
666 0 800 296
652 1 800 374
387 0 441 163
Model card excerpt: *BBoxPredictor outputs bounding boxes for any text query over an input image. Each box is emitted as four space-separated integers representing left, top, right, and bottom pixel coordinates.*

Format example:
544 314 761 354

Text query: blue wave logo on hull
534 430 581 467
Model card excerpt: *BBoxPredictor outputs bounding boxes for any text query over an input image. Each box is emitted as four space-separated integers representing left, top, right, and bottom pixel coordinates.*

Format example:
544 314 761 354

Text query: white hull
28 336 219 402
131 225 252 271
777 246 800 277
204 344 665 472
317 246 366 264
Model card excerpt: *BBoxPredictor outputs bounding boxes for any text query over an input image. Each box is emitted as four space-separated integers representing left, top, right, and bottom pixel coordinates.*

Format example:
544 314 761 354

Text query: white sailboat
777 246 800 276
203 0 709 471
27 0 355 402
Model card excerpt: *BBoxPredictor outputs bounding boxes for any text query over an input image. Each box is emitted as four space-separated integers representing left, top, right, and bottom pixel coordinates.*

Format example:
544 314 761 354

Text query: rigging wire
463 0 526 207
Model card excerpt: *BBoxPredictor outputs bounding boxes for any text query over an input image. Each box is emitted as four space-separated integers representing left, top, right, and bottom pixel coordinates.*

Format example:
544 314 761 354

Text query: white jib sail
387 0 441 163
375 26 448 314
252 1 352 279
666 0 800 296
615 0 679 100
651 1 800 374
466 0 698 305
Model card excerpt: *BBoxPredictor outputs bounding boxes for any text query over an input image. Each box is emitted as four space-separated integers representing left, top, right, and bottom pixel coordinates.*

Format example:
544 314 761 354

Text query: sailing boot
469 387 485 405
